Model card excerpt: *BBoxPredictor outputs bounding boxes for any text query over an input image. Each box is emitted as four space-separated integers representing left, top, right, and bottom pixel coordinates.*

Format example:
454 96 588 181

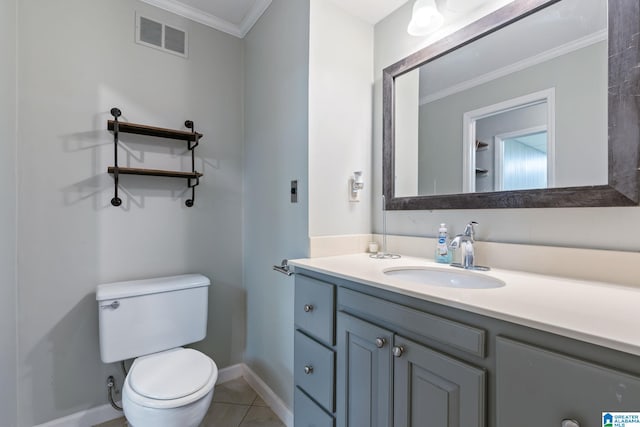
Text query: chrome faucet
449 221 490 271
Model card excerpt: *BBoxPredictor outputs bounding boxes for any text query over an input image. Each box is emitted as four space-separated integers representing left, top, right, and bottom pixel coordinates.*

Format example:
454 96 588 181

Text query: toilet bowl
122 348 218 427
97 274 216 427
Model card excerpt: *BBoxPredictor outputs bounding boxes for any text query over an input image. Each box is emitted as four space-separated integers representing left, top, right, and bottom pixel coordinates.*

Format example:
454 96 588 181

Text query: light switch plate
291 180 298 203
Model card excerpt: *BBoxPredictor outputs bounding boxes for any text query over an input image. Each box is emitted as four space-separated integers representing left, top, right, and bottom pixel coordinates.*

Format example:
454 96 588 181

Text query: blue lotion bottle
434 223 452 263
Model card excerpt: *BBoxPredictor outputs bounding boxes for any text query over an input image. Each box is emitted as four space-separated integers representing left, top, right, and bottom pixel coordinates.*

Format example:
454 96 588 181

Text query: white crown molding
419 29 607 105
139 0 272 38
239 0 272 37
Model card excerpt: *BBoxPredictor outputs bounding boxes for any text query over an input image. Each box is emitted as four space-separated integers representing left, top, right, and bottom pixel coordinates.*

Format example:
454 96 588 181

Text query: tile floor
94 378 285 427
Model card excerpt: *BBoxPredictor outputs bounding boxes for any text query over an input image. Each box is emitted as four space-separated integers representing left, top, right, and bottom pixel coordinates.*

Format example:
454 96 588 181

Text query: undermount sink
383 267 505 289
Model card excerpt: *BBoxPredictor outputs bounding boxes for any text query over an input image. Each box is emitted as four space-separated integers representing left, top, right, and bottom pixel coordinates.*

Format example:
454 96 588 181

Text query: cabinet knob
561 420 580 427
375 338 386 348
304 365 314 375
392 346 405 357
303 304 314 313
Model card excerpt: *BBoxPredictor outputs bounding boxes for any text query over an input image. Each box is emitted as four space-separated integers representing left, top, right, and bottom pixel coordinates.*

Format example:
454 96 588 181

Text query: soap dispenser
434 223 451 263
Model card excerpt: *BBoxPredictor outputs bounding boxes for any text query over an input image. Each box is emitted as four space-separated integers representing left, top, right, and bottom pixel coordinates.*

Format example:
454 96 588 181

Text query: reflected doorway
463 88 556 193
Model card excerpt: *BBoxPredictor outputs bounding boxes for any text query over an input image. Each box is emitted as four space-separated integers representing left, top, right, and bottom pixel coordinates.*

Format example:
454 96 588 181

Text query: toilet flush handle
101 301 120 310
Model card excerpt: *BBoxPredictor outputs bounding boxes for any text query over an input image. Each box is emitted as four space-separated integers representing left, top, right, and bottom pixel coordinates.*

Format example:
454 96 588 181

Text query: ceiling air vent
136 13 188 58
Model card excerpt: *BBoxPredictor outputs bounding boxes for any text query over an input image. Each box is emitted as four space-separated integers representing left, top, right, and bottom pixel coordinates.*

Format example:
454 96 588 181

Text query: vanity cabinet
336 294 486 427
293 269 640 427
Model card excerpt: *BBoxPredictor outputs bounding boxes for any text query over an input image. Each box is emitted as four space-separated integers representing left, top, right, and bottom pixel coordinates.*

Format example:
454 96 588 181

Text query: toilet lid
129 348 214 400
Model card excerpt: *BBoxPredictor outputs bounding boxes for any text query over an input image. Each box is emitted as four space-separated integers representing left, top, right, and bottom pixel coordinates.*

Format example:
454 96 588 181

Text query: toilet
97 274 218 427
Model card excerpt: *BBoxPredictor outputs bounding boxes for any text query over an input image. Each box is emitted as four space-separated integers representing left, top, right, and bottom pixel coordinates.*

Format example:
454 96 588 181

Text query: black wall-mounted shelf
107 167 203 180
107 107 203 207
107 120 203 141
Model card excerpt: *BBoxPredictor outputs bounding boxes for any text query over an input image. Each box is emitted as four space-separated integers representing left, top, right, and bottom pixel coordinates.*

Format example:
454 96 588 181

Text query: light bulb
407 0 444 36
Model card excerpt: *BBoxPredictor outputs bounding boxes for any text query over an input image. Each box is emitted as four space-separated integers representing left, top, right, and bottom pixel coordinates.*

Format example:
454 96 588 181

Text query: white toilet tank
97 274 210 364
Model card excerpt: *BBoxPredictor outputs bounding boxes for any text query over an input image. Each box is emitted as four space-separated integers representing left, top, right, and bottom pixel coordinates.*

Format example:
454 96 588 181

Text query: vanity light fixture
350 171 364 202
407 0 444 36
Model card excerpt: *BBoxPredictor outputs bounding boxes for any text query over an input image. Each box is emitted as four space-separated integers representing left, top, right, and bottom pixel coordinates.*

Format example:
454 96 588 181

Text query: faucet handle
449 234 462 249
463 221 478 239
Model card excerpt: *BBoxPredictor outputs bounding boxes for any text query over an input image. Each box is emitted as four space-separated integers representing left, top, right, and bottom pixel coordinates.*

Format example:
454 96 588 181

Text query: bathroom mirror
383 0 640 209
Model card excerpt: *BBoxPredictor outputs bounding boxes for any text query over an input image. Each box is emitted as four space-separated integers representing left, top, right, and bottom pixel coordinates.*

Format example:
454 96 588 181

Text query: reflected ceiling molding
419 28 607 105
138 0 272 39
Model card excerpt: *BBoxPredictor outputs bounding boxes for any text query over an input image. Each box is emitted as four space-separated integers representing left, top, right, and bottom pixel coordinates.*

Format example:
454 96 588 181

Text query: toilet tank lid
96 274 210 301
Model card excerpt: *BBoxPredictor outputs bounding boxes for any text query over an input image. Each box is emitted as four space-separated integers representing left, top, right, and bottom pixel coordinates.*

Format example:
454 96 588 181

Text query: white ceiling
329 0 409 24
139 0 415 38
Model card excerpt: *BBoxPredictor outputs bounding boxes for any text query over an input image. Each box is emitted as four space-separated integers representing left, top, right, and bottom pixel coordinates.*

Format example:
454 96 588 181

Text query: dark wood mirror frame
383 0 639 210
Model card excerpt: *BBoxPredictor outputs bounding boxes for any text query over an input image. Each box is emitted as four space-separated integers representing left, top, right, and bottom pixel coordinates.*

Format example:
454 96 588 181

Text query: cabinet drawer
295 275 335 345
339 288 486 358
497 336 640 427
295 330 335 413
295 387 335 427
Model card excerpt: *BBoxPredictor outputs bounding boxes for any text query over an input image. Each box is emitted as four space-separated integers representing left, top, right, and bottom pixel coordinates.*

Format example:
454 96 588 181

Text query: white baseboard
32 403 122 427
216 362 244 384
33 363 293 427
242 364 293 427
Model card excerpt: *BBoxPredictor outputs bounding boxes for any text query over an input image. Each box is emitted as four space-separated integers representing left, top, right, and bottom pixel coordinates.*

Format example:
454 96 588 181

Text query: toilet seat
124 348 218 409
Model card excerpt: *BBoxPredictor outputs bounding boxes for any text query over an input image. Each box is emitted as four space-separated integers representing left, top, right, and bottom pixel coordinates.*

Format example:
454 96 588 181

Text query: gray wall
17 1 244 425
0 0 18 425
374 2 640 251
244 0 310 410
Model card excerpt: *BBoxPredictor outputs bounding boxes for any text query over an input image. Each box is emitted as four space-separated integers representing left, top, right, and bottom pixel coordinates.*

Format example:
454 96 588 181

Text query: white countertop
289 253 640 357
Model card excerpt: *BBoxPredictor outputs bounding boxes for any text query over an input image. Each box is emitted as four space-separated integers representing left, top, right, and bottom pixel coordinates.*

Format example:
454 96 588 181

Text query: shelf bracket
185 120 199 207
110 108 123 207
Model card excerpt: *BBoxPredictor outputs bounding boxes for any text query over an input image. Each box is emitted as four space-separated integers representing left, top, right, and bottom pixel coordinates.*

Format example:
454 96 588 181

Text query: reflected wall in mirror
383 0 639 209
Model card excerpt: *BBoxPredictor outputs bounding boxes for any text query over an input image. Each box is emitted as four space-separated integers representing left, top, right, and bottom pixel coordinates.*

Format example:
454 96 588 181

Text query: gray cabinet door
394 335 486 427
336 312 393 427
497 336 640 427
